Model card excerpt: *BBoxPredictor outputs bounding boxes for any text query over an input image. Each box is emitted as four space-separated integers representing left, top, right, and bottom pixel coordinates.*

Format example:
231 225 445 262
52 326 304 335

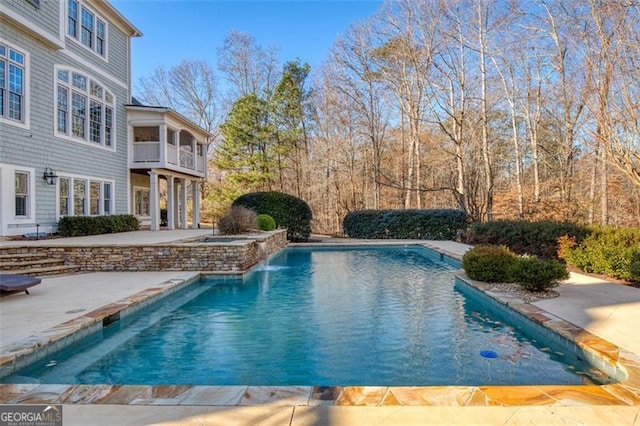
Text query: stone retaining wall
0 230 288 273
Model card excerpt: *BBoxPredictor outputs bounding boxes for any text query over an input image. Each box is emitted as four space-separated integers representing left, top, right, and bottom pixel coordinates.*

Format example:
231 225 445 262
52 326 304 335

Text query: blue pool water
4 246 608 386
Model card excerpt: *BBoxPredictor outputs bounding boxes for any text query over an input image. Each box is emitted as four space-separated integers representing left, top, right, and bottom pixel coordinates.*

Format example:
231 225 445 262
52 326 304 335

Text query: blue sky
111 0 383 83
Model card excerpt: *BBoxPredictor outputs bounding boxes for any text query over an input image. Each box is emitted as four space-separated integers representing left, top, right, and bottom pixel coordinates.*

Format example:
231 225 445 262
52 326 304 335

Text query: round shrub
462 245 518 282
257 214 276 231
218 206 257 235
233 191 312 241
509 257 569 292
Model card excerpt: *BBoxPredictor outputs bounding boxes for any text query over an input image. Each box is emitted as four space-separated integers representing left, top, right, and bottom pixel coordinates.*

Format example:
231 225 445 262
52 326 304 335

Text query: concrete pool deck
1 234 640 424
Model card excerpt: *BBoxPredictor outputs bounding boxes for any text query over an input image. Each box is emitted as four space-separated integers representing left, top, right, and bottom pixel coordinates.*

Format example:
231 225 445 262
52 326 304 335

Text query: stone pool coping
1 242 640 407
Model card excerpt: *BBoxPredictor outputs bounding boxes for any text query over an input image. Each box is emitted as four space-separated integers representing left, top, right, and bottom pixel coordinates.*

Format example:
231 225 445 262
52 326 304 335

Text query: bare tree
136 59 222 136
327 19 391 209
217 30 279 99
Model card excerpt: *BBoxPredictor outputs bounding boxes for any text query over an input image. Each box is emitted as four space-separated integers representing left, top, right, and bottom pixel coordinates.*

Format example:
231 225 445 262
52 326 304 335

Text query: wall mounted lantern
43 167 58 185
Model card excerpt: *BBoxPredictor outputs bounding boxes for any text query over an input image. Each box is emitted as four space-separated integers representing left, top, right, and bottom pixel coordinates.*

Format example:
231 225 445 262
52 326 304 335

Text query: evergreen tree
214 93 276 188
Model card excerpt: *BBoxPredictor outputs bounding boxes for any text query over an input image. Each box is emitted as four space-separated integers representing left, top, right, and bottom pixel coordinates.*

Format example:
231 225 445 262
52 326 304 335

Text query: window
134 188 150 216
56 68 114 148
103 182 112 214
81 8 93 48
59 177 70 216
0 43 26 124
15 172 29 217
68 0 78 38
67 0 107 57
74 179 86 216
90 181 101 215
96 20 106 56
58 176 113 217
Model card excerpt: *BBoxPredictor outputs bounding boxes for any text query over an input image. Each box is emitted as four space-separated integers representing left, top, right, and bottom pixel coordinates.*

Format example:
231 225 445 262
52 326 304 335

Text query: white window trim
0 38 30 130
13 168 35 222
133 186 151 218
55 173 115 220
53 65 116 152
65 0 109 62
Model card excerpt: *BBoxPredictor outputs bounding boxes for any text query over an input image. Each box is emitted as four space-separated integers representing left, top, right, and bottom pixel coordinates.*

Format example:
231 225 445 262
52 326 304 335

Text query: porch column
180 178 188 229
191 179 200 229
159 124 167 164
149 170 160 231
166 175 175 230
173 181 180 228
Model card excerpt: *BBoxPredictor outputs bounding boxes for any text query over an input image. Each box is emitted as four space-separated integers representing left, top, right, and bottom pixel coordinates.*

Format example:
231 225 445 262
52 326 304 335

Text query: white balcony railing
179 149 194 169
133 142 160 162
196 155 206 173
132 141 204 177
167 144 177 165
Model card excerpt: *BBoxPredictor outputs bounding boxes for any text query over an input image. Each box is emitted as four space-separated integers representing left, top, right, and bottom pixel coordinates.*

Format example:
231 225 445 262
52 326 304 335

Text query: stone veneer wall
1 230 288 273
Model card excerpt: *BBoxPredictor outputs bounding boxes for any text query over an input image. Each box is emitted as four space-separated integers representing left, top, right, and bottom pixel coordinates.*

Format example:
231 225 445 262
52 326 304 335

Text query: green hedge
57 215 140 237
233 191 312 241
469 220 590 259
462 245 568 291
560 226 640 282
342 209 467 240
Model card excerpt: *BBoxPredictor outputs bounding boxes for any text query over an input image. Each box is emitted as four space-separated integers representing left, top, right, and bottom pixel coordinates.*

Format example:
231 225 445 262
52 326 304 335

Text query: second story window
0 43 27 125
56 68 115 149
67 0 107 58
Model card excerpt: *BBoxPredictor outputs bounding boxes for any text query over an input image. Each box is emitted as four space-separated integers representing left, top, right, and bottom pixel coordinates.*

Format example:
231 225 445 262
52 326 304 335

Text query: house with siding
0 0 208 237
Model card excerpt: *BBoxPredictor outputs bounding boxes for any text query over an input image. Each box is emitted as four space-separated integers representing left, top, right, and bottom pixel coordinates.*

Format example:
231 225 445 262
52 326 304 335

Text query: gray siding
0 9 131 233
2 0 61 38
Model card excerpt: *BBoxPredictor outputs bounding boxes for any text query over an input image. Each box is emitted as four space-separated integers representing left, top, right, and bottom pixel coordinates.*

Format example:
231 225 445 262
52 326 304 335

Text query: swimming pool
2 246 609 386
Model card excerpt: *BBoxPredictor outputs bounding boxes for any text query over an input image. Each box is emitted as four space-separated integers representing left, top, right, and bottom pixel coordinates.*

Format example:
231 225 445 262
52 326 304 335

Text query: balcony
130 126 206 178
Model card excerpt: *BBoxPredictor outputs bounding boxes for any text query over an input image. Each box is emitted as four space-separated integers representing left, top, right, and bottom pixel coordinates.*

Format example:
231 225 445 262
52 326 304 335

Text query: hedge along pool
2 246 611 386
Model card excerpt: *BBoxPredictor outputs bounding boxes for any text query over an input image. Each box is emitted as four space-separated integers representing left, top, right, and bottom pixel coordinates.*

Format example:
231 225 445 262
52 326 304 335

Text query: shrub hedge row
233 191 312 241
462 245 569 291
559 226 640 282
343 209 467 240
57 215 139 237
468 220 590 259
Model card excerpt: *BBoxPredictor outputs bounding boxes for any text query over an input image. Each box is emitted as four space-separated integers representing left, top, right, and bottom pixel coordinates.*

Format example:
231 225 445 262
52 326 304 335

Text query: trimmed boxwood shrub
469 220 590 259
508 256 569 292
560 226 640 282
463 245 569 291
342 209 467 240
256 214 276 231
462 245 518 282
57 215 139 237
233 191 312 241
